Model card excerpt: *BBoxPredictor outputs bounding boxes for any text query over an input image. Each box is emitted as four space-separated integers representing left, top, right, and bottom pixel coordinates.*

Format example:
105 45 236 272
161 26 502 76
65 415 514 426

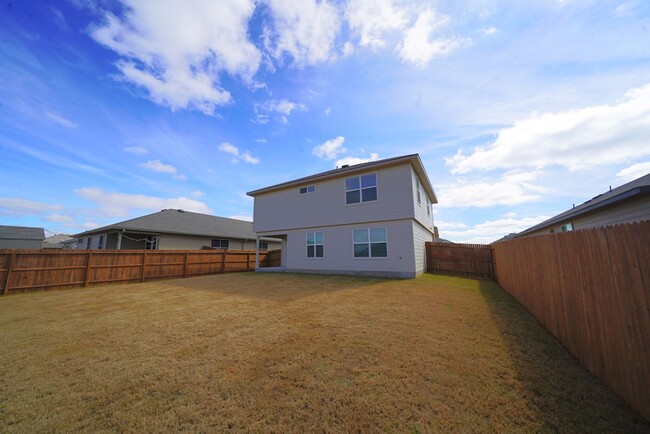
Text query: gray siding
411 166 435 232
253 164 415 233
0 239 43 249
412 221 434 276
270 219 417 278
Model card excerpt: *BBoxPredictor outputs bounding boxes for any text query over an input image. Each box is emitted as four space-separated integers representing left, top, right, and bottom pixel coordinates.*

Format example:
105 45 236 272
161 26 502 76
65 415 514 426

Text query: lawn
0 273 648 433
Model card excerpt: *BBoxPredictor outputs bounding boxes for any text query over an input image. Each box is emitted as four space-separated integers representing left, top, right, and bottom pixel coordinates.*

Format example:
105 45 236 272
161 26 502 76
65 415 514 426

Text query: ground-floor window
98 235 104 250
211 239 229 249
145 236 158 250
353 228 387 258
259 241 269 251
306 232 324 258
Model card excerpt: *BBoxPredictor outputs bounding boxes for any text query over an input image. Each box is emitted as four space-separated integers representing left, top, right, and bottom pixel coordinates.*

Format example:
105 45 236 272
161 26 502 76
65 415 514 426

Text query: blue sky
1 0 650 243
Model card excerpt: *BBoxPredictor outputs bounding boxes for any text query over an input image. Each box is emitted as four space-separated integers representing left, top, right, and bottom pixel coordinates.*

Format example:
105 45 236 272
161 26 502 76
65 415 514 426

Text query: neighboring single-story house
247 154 437 278
0 225 45 249
73 209 280 251
517 172 650 237
42 234 74 249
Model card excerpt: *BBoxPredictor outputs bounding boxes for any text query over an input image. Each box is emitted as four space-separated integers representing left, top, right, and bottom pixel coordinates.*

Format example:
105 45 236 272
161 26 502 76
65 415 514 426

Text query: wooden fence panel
425 242 494 279
0 249 276 295
492 221 650 421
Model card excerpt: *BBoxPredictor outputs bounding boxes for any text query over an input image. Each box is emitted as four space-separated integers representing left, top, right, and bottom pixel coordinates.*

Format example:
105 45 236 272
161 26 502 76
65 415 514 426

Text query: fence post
141 252 147 282
246 252 250 271
2 253 16 295
183 252 189 278
84 252 93 287
220 251 226 274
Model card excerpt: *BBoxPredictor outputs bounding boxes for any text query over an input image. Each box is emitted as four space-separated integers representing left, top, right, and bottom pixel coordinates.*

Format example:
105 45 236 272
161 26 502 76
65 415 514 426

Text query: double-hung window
259 242 269 251
345 173 377 204
416 178 421 204
211 239 229 249
306 232 324 258
353 228 387 258
300 185 316 194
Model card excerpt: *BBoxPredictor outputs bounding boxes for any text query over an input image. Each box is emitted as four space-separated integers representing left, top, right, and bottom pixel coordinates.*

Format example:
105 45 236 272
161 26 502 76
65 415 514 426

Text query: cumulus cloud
91 0 260 114
616 162 650 182
218 142 260 164
191 190 205 197
254 99 306 124
335 152 380 167
345 0 406 49
45 214 74 224
447 84 650 174
74 187 212 217
123 146 149 155
264 0 340 66
440 215 550 244
398 8 466 67
0 198 63 215
436 172 547 208
140 159 177 174
313 136 347 160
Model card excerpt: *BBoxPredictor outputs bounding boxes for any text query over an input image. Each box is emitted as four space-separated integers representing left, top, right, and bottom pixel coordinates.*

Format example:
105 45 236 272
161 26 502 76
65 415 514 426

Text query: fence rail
492 221 650 421
0 249 278 295
425 242 494 279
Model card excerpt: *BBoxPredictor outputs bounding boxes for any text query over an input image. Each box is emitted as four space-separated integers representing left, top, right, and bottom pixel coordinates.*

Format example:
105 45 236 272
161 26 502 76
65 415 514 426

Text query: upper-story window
427 197 430 216
345 173 377 204
416 177 421 204
299 185 316 194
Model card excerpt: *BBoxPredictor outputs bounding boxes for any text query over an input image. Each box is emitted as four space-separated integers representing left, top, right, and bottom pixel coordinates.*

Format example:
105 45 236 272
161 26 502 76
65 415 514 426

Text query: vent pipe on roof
341 164 349 168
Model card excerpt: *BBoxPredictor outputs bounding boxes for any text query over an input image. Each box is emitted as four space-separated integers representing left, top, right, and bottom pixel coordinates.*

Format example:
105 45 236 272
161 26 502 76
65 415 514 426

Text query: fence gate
425 242 494 279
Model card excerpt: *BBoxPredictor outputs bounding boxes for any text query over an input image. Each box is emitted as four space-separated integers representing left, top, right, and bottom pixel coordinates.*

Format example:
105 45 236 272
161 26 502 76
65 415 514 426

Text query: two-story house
247 154 437 278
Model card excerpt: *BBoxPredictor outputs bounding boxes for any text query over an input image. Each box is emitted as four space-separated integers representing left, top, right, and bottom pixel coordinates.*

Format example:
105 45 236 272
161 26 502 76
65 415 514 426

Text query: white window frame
426 197 430 216
306 232 324 258
211 239 230 250
561 223 574 232
299 185 316 195
416 177 421 205
345 173 378 205
352 228 388 259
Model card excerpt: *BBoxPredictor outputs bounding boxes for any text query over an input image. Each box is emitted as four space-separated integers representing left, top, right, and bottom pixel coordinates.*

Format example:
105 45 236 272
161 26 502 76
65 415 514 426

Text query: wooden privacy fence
492 221 650 421
0 249 278 295
425 242 494 279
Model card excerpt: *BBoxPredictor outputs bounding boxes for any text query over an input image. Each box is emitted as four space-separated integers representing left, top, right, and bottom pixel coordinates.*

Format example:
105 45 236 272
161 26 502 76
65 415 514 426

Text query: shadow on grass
162 272 390 302
479 280 650 433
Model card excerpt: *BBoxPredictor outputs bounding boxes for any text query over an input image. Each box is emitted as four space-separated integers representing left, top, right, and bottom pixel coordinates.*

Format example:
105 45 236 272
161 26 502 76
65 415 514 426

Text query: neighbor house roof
74 209 261 240
246 154 438 203
0 225 45 241
517 172 650 237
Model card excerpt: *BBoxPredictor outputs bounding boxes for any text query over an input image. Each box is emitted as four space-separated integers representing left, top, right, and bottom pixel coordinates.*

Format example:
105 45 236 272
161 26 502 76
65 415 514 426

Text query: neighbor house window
416 177 421 204
353 228 387 258
145 236 158 250
306 232 324 258
259 242 269 251
345 173 377 204
98 235 104 250
86 237 91 249
211 239 230 249
299 185 316 194
561 223 574 232
427 197 430 216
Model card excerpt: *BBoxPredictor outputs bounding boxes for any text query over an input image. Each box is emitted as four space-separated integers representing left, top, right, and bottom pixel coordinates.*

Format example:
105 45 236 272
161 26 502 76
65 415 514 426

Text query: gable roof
74 209 259 240
246 154 438 203
0 225 45 241
517 172 650 237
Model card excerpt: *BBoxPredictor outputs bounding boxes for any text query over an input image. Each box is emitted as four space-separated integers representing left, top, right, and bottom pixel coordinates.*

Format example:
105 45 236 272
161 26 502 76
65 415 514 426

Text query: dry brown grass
1 272 648 433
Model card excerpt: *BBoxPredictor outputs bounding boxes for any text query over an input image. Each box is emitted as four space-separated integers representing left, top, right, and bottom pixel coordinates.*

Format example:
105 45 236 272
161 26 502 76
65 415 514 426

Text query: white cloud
441 215 550 244
218 142 240 157
123 146 149 155
397 8 466 67
342 42 354 56
335 152 380 167
0 198 63 215
90 0 260 115
254 99 306 124
217 142 260 164
45 214 74 224
229 214 253 222
435 220 468 230
74 187 212 217
44 112 79 128
140 159 178 174
191 190 205 197
264 0 341 66
447 84 650 174
345 0 406 49
481 26 498 35
313 136 346 160
436 172 547 208
616 162 650 182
